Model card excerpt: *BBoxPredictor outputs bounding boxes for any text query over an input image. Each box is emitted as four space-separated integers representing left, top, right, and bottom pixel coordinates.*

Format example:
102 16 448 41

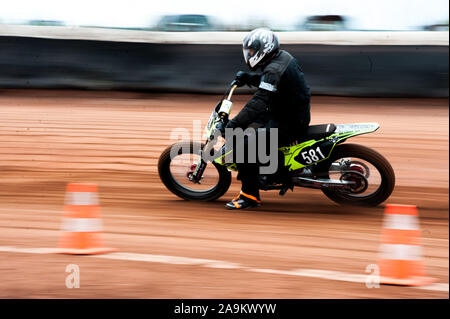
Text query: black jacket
227 50 311 142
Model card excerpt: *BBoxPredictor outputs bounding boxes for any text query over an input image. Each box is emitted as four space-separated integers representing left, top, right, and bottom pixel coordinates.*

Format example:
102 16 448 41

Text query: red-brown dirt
0 90 448 298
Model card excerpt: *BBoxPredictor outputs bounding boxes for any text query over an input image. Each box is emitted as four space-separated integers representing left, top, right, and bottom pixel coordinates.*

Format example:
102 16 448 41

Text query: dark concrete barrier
0 35 448 97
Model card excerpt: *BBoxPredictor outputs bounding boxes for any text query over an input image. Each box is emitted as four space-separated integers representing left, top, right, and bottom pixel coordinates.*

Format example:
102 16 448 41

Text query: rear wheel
158 141 232 201
321 143 395 206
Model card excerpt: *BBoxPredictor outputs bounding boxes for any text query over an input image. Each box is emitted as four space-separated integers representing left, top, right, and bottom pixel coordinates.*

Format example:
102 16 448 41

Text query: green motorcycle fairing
213 122 379 172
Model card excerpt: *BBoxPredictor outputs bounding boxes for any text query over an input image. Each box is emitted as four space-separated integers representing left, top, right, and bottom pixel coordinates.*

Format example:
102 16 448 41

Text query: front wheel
158 141 232 201
321 143 395 206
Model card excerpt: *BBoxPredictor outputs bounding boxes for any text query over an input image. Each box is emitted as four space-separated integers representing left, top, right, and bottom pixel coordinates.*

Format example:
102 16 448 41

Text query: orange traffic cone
377 204 435 286
58 183 116 254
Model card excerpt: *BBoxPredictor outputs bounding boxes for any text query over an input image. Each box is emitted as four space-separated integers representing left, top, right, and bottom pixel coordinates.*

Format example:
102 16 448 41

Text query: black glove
234 71 262 88
234 71 250 87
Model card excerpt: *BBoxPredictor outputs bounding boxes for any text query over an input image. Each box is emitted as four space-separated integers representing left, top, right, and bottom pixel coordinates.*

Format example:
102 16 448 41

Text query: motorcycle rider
220 28 311 210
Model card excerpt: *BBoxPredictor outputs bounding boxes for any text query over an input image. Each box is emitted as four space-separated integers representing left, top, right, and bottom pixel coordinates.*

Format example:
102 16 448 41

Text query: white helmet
243 28 280 70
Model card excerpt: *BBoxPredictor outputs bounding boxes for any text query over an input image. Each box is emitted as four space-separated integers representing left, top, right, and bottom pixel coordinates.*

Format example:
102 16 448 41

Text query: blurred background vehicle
298 15 348 31
28 20 65 26
423 21 449 31
154 14 218 31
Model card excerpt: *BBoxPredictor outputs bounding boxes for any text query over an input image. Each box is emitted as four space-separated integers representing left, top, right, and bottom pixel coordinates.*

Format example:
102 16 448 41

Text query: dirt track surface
0 90 448 298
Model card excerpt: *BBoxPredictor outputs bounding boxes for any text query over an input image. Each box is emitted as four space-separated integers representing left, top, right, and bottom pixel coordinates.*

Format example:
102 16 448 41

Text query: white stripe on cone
383 214 420 230
380 243 422 260
65 192 99 206
61 218 103 232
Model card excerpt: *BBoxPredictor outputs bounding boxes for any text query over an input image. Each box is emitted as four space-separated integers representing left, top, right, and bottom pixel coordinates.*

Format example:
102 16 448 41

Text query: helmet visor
243 48 256 65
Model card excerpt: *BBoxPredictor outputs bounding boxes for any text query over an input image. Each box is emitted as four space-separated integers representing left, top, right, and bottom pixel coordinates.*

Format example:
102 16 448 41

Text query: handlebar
227 84 238 100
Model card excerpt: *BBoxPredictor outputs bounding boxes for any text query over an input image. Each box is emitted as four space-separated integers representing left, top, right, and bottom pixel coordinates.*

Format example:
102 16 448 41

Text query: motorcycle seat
301 123 336 141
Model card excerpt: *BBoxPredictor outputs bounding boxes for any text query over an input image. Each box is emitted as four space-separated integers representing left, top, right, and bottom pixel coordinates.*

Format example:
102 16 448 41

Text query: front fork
191 134 226 183
191 137 217 183
191 149 208 183
190 84 237 183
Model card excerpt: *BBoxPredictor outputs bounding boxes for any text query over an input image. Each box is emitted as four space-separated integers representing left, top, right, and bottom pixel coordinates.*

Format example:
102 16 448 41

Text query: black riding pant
234 126 307 200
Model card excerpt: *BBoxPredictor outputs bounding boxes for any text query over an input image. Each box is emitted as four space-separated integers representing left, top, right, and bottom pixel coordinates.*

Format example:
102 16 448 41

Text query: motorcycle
158 82 395 207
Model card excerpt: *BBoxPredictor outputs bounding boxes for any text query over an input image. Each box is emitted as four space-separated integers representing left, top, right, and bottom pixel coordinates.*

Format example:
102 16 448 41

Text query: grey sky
1 0 448 30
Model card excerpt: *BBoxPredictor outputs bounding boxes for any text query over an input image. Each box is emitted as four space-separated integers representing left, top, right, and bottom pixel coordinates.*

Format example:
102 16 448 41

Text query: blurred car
298 15 347 31
155 14 216 31
28 20 65 26
423 23 449 31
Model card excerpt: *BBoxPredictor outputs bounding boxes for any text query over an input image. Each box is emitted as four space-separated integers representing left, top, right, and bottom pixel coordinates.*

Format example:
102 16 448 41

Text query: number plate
294 141 334 166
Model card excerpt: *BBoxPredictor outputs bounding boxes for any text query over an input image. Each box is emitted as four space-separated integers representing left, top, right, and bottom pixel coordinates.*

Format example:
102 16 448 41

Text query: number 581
301 147 325 164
